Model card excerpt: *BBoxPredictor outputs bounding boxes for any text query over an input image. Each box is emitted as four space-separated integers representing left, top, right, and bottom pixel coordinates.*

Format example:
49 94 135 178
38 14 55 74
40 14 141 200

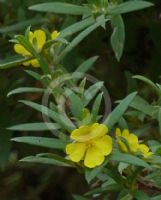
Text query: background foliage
0 0 161 199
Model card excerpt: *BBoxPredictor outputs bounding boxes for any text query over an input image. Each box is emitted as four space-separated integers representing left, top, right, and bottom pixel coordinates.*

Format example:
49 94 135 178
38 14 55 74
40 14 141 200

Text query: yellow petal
128 135 138 153
23 61 32 66
137 144 152 158
51 30 60 40
71 125 90 142
122 129 130 138
116 128 122 136
14 44 31 56
71 123 108 142
31 59 39 68
117 139 128 153
84 146 105 168
66 143 86 162
32 30 46 50
94 135 112 156
89 123 108 139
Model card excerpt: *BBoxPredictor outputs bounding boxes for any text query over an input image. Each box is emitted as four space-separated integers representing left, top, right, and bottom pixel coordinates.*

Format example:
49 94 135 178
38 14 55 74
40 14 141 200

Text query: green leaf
24 70 41 81
29 3 90 15
85 160 107 183
20 155 71 167
0 56 31 69
104 92 137 129
73 195 89 200
8 122 60 131
151 195 161 200
132 191 150 200
19 100 75 131
158 107 161 136
148 140 161 153
0 18 48 33
75 56 98 73
91 93 103 122
111 14 125 61
109 151 151 169
83 82 104 106
15 35 36 55
129 95 155 117
149 155 161 165
109 1 154 14
11 136 66 150
85 184 120 196
58 15 108 62
7 87 45 96
64 88 84 119
133 75 160 96
60 17 95 37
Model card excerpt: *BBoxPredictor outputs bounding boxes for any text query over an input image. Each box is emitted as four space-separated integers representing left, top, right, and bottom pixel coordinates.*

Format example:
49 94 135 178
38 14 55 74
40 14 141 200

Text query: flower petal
128 134 139 153
117 139 128 153
116 128 122 137
71 125 90 142
137 144 152 158
14 44 30 56
122 129 130 138
23 61 31 66
31 59 39 68
51 31 60 40
71 123 108 142
84 146 105 168
89 123 108 139
66 143 86 162
32 30 46 50
94 135 112 156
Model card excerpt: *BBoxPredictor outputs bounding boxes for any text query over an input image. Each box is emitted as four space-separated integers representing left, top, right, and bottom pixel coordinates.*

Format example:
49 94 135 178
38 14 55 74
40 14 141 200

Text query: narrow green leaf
132 191 150 200
85 184 120 196
15 35 35 55
151 195 161 200
129 95 155 117
91 93 103 122
149 155 161 165
7 87 45 96
158 107 161 136
110 1 154 14
85 160 107 184
0 56 31 69
133 75 160 96
20 155 71 167
29 3 90 15
11 136 66 150
109 151 151 169
60 17 95 37
73 195 89 200
64 88 84 119
104 92 137 129
24 70 41 81
19 100 75 131
75 56 98 73
8 122 60 131
83 82 104 106
0 18 48 33
111 14 125 61
58 16 108 62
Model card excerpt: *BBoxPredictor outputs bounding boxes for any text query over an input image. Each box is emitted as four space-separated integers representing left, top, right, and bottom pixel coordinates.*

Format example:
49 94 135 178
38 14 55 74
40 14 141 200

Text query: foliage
1 0 161 199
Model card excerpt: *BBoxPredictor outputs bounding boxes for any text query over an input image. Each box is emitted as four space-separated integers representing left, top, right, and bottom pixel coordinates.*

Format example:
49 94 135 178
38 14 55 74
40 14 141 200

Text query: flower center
86 140 94 149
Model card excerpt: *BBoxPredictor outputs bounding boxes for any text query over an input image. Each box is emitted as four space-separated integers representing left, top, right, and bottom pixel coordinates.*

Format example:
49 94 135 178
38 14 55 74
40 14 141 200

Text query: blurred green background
0 0 160 199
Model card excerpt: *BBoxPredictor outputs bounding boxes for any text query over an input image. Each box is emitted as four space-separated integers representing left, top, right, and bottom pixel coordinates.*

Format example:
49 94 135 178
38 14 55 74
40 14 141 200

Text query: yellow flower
116 128 153 158
66 123 112 168
14 29 60 67
51 30 60 40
